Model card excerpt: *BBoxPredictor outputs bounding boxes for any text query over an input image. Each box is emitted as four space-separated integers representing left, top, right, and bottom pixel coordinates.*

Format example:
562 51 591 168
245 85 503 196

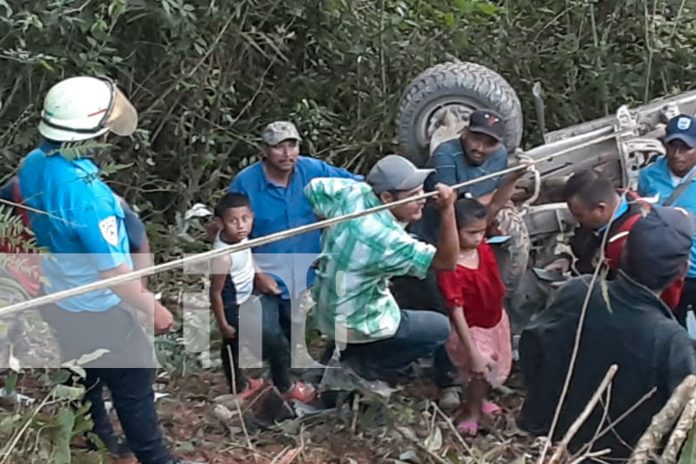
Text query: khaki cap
262 121 302 146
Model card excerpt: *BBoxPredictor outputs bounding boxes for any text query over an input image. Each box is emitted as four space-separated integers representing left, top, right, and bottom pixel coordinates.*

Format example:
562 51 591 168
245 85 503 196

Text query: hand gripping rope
0 129 631 318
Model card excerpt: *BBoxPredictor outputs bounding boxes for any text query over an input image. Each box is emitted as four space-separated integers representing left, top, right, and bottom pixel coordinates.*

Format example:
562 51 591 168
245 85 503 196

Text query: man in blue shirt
639 113 696 327
17 76 191 464
228 121 360 401
411 109 509 245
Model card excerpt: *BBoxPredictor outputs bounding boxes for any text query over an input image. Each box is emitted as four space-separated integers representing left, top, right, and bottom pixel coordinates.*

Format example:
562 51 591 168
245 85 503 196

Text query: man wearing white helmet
17 76 191 464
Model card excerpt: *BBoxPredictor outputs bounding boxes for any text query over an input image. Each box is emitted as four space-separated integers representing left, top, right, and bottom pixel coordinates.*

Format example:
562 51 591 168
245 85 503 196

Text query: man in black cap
518 206 696 460
409 109 509 243
424 109 508 202
399 109 512 410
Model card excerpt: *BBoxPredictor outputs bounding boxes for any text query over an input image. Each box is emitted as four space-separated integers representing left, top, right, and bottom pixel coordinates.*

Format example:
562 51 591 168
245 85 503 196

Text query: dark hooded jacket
518 272 696 459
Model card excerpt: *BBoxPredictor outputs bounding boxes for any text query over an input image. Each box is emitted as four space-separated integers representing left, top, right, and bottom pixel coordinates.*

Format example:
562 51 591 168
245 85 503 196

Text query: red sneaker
238 378 267 401
284 382 316 403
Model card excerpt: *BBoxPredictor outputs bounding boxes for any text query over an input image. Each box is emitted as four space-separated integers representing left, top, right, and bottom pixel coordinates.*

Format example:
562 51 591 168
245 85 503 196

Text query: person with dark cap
425 109 509 199
639 113 696 326
518 206 696 460
409 109 509 243
304 155 459 383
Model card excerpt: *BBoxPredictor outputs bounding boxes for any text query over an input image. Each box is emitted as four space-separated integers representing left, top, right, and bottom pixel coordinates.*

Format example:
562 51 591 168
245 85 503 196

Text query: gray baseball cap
366 155 434 195
262 121 302 146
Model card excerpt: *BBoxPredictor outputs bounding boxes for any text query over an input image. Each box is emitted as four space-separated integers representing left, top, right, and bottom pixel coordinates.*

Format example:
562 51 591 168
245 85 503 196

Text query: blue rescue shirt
424 139 508 197
18 142 133 312
638 156 696 278
229 156 360 299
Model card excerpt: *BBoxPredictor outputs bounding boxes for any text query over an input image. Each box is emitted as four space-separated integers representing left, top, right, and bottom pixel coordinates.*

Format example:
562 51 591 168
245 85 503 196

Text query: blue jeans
341 309 450 380
83 368 172 464
42 304 173 464
249 294 293 393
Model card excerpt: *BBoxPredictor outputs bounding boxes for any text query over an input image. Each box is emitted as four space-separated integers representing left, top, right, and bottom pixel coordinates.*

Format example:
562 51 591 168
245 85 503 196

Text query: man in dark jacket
519 206 696 460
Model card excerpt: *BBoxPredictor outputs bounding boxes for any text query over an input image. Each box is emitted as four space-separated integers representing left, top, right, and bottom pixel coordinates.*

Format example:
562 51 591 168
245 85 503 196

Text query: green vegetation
1 1 696 462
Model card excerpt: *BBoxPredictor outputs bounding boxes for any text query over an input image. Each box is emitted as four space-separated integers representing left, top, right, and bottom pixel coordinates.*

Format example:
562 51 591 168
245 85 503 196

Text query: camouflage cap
262 121 302 146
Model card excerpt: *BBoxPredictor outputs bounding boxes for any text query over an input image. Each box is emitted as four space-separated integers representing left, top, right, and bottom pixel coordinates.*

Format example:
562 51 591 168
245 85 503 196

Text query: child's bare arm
451 308 492 375
210 255 236 339
253 258 281 295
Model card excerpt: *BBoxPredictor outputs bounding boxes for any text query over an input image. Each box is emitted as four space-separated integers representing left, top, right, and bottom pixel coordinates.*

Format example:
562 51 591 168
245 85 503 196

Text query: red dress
437 242 505 329
436 243 512 387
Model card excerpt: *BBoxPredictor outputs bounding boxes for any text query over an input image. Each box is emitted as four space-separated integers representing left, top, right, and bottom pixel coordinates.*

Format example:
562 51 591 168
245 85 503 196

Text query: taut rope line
0 129 631 317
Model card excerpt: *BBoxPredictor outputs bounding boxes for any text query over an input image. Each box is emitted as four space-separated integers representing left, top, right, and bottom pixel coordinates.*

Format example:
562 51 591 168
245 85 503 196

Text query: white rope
0 129 632 317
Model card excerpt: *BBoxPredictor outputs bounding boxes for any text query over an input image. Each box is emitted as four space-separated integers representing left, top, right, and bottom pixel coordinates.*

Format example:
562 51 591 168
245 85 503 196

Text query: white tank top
213 234 254 305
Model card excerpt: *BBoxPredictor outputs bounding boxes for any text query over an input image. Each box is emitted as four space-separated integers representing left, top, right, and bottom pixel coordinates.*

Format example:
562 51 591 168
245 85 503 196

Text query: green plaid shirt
304 178 436 344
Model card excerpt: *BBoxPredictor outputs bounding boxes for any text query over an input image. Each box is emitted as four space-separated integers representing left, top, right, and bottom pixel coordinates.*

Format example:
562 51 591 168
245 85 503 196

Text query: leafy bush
0 0 694 242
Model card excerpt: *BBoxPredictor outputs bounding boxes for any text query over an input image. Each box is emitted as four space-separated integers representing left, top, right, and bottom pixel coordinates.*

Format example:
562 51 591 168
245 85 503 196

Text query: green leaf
8 346 20 372
52 385 85 402
599 267 613 313
68 366 87 380
453 0 472 13
4 371 18 394
48 369 73 386
72 348 110 367
476 2 499 15
0 414 22 434
424 425 443 451
679 423 696 464
52 408 75 464
100 162 134 177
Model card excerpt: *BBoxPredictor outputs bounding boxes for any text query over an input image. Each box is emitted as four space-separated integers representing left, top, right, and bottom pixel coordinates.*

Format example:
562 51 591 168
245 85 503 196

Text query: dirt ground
102 366 538 464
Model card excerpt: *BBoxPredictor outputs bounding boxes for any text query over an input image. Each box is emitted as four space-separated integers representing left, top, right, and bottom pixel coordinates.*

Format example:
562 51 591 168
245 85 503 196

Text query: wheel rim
415 96 483 151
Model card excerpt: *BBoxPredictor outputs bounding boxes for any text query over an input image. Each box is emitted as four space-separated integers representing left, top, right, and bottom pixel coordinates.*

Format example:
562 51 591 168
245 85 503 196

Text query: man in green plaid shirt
304 155 459 380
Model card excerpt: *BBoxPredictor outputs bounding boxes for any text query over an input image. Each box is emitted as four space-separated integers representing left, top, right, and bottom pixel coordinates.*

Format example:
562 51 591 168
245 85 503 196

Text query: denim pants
220 303 247 393
340 309 450 380
235 293 293 393
42 304 174 464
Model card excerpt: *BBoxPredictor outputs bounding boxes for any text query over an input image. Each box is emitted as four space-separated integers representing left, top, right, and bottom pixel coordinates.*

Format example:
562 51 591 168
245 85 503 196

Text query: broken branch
661 388 696 463
629 375 696 464
548 364 619 464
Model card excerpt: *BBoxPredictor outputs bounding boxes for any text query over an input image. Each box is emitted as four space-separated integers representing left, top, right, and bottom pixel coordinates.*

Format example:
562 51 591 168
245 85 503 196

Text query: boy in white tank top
209 193 265 399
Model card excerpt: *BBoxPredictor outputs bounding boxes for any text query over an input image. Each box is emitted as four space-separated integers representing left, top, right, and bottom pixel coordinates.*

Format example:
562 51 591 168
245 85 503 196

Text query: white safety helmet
38 76 138 142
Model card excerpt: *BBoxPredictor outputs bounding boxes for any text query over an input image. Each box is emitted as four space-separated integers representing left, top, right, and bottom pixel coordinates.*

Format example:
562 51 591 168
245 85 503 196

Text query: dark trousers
341 309 450 381
42 304 173 464
676 278 696 328
391 274 458 387
220 303 247 393
228 294 293 393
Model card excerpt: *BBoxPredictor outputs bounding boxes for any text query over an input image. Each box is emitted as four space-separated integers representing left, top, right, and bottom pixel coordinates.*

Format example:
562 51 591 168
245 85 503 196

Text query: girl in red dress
437 198 513 435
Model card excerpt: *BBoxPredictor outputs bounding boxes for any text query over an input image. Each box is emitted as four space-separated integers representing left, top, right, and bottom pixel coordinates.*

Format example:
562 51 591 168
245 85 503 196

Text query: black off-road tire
396 61 524 166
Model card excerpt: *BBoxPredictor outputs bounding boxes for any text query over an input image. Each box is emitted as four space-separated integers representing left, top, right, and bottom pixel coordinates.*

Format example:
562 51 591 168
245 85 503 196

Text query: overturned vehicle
395 61 696 333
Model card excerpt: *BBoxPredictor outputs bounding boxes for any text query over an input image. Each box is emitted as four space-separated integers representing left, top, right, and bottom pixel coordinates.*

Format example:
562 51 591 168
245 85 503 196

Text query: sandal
238 378 267 401
481 401 502 417
456 418 479 436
